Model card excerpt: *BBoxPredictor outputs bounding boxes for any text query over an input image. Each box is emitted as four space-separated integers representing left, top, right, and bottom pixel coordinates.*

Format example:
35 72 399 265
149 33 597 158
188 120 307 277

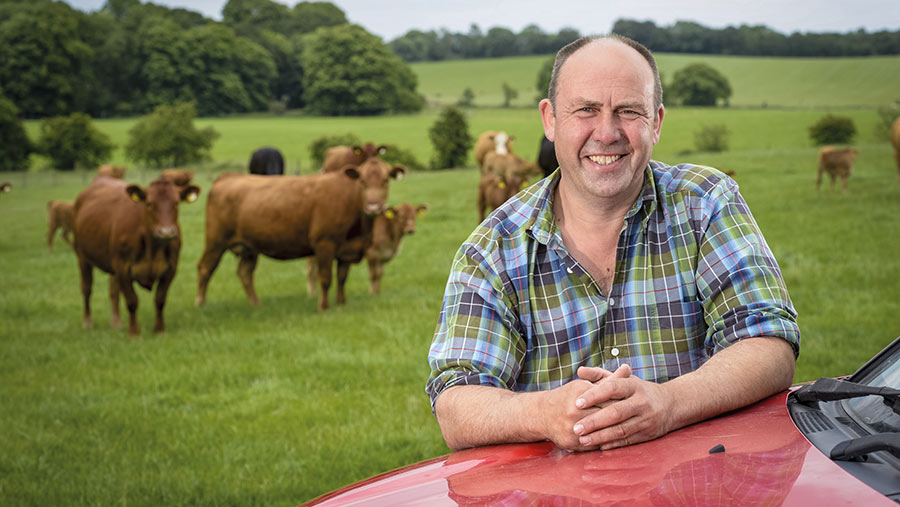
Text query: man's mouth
587 154 624 166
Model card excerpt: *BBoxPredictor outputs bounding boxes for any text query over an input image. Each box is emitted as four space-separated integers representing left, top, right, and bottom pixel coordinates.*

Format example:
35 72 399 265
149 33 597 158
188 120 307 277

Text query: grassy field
3 52 900 505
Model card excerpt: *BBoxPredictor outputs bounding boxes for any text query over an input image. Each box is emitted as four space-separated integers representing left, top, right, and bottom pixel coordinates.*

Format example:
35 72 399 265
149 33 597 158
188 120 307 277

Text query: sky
63 0 899 41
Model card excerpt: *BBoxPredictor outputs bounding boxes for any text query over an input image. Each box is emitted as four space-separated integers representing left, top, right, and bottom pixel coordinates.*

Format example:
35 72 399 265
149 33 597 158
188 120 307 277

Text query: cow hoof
110 318 122 329
82 320 94 329
195 295 205 307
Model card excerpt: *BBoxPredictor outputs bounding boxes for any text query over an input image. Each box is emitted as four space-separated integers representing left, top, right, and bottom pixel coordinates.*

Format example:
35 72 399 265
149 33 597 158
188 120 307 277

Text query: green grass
4 52 900 505
411 53 900 108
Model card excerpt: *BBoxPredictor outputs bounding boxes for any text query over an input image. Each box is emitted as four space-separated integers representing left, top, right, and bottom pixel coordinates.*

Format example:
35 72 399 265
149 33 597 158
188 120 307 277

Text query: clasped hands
542 364 675 452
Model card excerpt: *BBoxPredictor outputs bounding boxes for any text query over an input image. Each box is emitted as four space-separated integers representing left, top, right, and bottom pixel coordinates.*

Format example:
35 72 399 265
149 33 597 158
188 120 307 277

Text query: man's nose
591 112 622 145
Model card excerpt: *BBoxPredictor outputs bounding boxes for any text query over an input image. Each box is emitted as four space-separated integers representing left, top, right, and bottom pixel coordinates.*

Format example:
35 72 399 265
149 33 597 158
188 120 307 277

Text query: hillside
411 53 900 109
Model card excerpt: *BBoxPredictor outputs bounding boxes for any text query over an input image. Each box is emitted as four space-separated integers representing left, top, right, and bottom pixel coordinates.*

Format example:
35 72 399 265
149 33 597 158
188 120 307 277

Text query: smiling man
426 34 801 452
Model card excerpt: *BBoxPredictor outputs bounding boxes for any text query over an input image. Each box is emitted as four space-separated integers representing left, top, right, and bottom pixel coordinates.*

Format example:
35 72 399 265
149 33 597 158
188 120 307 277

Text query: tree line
388 19 900 62
0 0 421 119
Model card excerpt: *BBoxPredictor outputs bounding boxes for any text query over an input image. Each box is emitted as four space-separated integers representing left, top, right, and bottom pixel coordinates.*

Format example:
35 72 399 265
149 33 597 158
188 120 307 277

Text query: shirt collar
527 165 658 245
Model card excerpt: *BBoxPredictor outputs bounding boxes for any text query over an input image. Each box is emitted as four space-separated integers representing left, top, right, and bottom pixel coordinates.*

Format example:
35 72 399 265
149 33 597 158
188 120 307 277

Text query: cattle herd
26 117 900 336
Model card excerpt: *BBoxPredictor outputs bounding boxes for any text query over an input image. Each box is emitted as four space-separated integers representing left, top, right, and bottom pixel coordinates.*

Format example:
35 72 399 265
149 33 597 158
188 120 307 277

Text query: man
426 35 800 453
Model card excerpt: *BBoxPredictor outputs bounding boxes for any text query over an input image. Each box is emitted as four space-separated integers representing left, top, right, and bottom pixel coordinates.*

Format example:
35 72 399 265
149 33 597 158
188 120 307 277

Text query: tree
501 82 518 107
125 102 219 168
290 1 347 34
484 27 517 57
302 24 423 115
535 56 554 102
37 113 114 170
0 91 33 171
668 63 732 106
457 88 475 107
223 0 291 34
429 106 472 169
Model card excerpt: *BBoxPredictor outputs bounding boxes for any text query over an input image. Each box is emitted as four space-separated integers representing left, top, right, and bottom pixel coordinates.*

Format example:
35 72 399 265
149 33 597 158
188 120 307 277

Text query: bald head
547 35 663 115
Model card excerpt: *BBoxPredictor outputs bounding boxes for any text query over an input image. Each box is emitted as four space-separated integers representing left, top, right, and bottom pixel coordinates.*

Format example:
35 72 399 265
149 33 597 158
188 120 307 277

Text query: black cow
537 136 558 178
249 147 285 175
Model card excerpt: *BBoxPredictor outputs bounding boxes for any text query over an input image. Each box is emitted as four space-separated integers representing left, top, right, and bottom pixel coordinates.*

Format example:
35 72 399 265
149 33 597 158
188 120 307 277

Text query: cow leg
47 221 56 252
315 244 336 311
306 258 318 296
367 258 383 295
236 252 260 307
841 174 849 195
78 256 94 329
336 261 351 305
196 244 227 306
108 275 122 329
815 168 822 191
62 229 73 247
117 274 140 337
153 270 175 333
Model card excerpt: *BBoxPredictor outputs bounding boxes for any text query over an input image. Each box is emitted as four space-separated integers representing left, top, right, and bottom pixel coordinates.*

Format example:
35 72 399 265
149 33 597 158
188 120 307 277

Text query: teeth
588 155 622 165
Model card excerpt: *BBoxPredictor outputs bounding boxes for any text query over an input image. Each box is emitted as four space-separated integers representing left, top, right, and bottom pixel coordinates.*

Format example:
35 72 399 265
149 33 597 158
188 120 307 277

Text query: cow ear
342 166 361 180
384 207 396 219
416 204 429 217
377 145 387 156
390 165 407 181
1 182 11 192
126 184 146 203
180 185 201 203
352 146 363 156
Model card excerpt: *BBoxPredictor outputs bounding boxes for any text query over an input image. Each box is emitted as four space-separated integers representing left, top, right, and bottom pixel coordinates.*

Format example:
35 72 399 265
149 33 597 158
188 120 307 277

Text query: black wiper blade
830 434 900 461
792 377 900 414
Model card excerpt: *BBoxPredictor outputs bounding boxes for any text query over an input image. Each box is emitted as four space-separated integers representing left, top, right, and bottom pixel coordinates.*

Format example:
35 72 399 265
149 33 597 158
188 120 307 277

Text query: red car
305 336 900 505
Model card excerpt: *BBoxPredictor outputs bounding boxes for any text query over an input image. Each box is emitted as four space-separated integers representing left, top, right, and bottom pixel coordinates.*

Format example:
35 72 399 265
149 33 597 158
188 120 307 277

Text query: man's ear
539 99 556 142
652 105 665 145
126 185 146 203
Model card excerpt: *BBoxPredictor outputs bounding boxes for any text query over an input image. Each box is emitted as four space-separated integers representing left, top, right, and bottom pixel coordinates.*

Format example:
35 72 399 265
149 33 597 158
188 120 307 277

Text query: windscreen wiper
792 377 900 415
830 434 900 461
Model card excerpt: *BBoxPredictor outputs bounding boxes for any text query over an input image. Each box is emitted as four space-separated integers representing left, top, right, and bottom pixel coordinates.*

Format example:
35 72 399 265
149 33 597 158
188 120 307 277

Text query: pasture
3 52 900 505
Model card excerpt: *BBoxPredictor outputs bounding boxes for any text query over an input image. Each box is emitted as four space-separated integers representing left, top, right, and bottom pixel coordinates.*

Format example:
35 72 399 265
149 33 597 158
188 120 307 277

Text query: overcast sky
63 0 899 41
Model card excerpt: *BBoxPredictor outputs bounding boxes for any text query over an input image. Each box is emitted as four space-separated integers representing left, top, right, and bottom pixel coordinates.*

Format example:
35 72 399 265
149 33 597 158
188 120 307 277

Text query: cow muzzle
364 202 384 215
153 225 179 240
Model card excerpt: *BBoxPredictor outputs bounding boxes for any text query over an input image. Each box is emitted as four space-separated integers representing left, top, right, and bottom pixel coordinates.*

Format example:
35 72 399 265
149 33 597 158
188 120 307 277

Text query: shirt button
566 266 573 274
611 347 620 357
609 298 615 306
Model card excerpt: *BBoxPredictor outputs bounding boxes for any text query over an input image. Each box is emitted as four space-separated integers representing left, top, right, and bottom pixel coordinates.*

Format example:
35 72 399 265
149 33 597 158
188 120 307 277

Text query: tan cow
891 116 900 185
365 203 428 294
478 173 524 222
74 175 200 336
96 165 126 179
196 157 406 310
474 131 515 169
321 143 387 173
483 151 542 182
817 146 858 194
47 200 75 251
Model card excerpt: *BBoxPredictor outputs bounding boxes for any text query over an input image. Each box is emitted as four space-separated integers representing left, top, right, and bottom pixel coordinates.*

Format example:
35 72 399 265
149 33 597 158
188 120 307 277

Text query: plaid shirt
427 161 800 409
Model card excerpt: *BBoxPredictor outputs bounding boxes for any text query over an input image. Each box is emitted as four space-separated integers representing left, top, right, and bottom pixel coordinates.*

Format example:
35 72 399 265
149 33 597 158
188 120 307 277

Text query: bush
808 114 856 146
668 63 732 106
36 113 114 170
501 82 518 108
429 106 472 169
457 88 475 107
380 144 424 171
125 102 219 168
694 124 730 152
307 133 362 168
0 92 33 171
874 103 900 141
534 56 553 103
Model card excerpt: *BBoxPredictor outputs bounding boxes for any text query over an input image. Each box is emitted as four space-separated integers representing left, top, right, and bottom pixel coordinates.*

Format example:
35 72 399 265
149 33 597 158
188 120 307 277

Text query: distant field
412 53 900 108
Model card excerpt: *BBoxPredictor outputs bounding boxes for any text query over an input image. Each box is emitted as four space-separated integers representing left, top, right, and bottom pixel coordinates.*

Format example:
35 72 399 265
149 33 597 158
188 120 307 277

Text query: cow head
385 203 428 236
126 179 201 240
342 158 407 216
0 182 11 193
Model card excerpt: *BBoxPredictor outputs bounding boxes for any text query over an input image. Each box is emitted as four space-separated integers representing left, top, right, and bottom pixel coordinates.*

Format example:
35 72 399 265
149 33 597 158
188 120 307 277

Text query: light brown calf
47 200 75 251
478 173 524 222
365 203 428 294
74 176 200 336
474 131 515 169
817 146 858 194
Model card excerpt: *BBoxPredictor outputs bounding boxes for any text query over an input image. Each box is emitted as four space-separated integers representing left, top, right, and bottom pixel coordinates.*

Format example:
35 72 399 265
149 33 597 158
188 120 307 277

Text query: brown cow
321 143 387 173
96 165 126 179
478 173 524 222
196 157 406 310
891 116 900 185
817 146 858 194
73 176 200 336
47 200 75 251
365 204 428 294
474 131 515 169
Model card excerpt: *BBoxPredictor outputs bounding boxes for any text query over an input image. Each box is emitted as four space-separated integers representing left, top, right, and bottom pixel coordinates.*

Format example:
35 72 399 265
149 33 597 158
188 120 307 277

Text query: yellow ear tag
186 192 198 203
416 209 426 217
498 181 506 189
522 180 529 187
131 193 142 202
385 210 395 219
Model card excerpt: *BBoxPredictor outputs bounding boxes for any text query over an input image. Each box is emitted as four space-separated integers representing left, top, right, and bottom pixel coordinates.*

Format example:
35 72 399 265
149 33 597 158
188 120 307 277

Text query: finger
574 376 634 409
576 366 615 383
577 413 644 448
